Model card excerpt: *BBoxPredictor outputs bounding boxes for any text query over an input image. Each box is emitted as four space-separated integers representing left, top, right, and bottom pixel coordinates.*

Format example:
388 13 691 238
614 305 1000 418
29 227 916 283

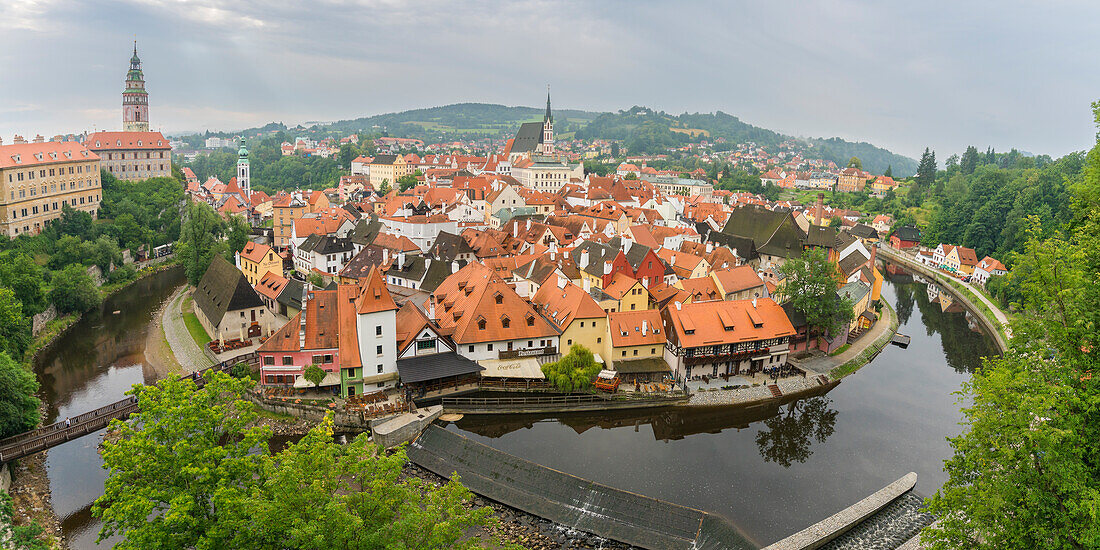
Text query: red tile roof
0 141 98 169
85 131 170 150
665 298 795 349
608 310 665 347
428 263 558 344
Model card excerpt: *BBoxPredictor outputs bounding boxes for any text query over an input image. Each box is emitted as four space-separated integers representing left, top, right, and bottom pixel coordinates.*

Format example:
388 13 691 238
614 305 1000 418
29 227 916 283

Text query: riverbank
8 263 183 550
878 245 1009 352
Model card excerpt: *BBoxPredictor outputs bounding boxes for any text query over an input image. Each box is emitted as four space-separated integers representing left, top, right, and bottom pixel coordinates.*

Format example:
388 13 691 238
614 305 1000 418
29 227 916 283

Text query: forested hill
325 103 602 140
574 106 917 176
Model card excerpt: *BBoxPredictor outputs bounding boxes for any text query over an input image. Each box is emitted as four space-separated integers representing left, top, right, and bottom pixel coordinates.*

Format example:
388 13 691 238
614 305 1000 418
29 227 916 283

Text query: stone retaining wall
687 376 834 407
372 406 443 449
763 472 918 550
246 393 397 431
31 304 57 336
0 464 9 493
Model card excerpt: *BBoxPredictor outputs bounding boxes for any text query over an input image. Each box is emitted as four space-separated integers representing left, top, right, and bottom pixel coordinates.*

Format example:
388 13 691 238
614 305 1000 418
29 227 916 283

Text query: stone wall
371 406 443 449
0 463 9 493
86 265 105 287
246 392 402 432
31 304 57 336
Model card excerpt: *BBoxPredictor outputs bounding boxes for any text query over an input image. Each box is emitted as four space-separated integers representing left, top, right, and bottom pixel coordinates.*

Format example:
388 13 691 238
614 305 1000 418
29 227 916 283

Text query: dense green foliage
325 102 597 139
0 351 40 439
922 102 1100 549
94 372 500 549
541 344 601 393
924 154 1079 262
48 265 101 314
809 137 917 176
183 132 346 194
0 288 32 358
98 171 184 249
776 248 854 346
303 364 326 387
176 202 245 285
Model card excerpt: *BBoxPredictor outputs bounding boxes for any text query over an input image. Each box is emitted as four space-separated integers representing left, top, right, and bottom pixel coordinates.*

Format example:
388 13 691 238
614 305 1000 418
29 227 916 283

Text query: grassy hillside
325 103 601 141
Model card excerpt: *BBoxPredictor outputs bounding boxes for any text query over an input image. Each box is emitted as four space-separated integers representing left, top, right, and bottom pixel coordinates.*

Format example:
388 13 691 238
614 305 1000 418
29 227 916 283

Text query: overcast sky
2 0 1097 160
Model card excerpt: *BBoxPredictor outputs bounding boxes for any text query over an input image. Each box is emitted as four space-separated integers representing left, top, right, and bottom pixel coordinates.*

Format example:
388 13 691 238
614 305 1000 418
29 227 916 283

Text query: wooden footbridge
0 352 258 463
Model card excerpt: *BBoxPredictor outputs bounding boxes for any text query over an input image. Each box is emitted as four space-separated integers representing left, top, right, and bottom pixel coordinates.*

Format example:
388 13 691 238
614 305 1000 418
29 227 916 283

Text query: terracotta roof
337 284 362 369
0 141 98 169
602 272 643 300
85 131 170 150
354 267 399 315
711 265 764 295
608 310 665 347
239 241 274 264
977 256 1006 272
428 263 558 344
258 290 339 353
254 271 288 301
531 278 605 330
664 298 795 349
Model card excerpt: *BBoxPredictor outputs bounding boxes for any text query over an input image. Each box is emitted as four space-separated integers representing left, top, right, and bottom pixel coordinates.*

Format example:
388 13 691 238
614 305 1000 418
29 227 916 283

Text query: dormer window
138 141 143 146
477 318 486 330
116 140 121 146
501 316 510 329
494 293 503 305
526 316 535 326
95 141 101 147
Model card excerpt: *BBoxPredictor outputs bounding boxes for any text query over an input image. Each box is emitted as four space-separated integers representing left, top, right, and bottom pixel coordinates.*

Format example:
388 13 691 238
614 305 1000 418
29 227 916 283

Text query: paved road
162 286 214 373
879 246 1011 338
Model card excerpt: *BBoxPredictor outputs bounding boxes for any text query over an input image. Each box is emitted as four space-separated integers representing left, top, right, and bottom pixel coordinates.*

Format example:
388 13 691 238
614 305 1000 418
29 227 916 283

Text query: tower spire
545 85 552 124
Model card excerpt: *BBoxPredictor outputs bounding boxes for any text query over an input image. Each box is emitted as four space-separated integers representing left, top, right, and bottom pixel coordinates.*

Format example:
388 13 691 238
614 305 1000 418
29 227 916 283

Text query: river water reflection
37 266 994 548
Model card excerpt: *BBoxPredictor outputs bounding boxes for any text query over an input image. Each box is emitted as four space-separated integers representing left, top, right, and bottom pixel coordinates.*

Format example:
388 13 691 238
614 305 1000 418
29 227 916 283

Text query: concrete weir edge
762 472 918 550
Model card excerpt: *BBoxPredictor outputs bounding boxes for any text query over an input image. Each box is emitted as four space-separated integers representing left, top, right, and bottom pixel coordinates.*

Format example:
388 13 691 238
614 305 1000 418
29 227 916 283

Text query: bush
0 351 40 439
230 361 251 379
48 265 101 314
107 264 137 286
540 345 601 393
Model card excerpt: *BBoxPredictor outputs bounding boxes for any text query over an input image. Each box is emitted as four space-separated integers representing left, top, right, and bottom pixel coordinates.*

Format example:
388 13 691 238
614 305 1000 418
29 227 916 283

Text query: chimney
526 219 531 231
581 249 590 268
299 288 309 348
451 260 459 272
557 276 567 289
706 241 713 254
33 134 43 143
752 297 758 309
623 237 633 253
816 193 824 226
428 294 436 321
604 261 612 275
642 320 648 335
583 278 590 291
675 301 681 310
398 251 405 267
14 135 26 144
382 248 389 265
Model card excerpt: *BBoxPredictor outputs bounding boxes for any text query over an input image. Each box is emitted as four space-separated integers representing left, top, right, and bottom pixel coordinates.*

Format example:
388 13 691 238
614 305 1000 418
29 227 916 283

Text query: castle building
0 136 102 237
84 42 172 181
509 89 583 192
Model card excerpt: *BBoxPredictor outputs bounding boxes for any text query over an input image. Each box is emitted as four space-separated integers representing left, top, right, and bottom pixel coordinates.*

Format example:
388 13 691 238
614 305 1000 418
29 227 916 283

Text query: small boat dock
891 334 911 348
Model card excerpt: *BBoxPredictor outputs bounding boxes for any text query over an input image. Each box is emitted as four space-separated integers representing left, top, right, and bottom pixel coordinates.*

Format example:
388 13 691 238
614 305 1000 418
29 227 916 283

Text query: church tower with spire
538 88 555 156
122 41 149 132
237 136 251 199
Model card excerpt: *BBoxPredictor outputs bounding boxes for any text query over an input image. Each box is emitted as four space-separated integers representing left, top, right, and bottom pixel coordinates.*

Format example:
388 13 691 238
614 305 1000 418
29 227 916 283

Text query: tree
176 201 225 285
916 147 937 191
754 397 838 468
0 491 47 550
94 372 499 549
624 172 638 180
397 171 420 192
776 248 854 348
230 361 252 379
378 179 392 194
0 351 40 439
960 145 980 175
610 141 620 158
0 251 46 315
0 288 31 359
49 264 101 314
226 214 251 257
884 165 893 178
303 364 326 387
847 157 862 170
922 103 1100 549
541 344 601 393
56 202 94 239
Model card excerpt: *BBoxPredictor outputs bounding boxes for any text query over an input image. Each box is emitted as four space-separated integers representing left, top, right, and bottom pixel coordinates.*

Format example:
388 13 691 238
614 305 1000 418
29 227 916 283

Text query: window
527 316 534 326
621 350 626 357
312 355 322 364
501 317 510 328
376 345 383 355
417 339 435 351
652 348 656 354
495 294 503 305
487 343 494 351
282 356 292 365
324 354 333 364
477 319 486 330
468 345 474 353
376 325 383 336
377 364 383 373
264 356 274 365
265 375 274 384
567 339 573 345
633 349 639 356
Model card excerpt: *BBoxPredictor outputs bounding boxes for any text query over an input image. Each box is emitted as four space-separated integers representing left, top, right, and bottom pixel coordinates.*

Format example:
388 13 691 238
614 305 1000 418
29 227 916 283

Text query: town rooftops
258 290 339 353
608 309 665 347
239 241 274 264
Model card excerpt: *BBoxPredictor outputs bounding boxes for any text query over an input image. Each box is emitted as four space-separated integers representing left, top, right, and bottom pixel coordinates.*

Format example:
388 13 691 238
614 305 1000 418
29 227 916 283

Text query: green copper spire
238 137 249 162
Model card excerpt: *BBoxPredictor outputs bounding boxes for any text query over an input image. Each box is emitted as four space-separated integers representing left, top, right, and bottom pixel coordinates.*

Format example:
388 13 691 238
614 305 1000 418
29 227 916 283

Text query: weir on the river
408 424 754 550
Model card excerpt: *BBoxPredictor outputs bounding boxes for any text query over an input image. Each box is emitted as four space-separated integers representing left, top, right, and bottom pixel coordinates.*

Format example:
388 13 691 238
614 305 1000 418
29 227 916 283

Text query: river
34 265 995 548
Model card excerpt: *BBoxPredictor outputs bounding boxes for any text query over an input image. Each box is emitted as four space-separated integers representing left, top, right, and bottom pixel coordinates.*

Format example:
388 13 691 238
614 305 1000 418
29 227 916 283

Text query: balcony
498 346 557 360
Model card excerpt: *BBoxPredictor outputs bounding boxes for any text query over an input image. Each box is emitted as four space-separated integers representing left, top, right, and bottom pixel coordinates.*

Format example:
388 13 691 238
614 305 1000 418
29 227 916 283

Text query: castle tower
237 137 251 199
539 87 554 156
122 41 149 132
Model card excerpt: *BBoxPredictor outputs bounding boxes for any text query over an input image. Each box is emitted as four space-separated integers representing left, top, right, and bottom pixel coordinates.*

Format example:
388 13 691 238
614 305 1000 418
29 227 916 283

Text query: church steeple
123 40 149 132
544 86 553 124
539 86 555 157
